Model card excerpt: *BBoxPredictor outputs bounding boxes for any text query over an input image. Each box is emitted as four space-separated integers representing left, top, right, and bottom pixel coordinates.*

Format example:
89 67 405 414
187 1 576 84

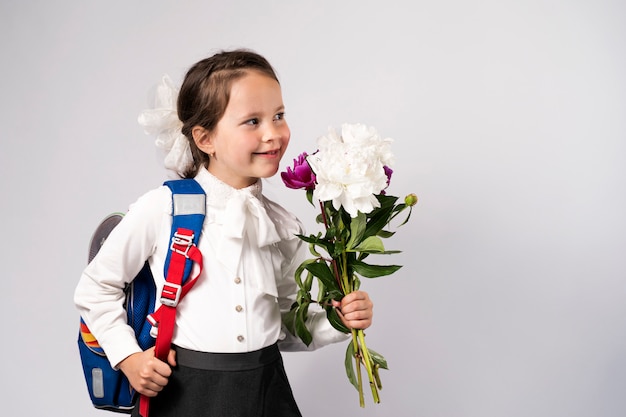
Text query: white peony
307 123 394 217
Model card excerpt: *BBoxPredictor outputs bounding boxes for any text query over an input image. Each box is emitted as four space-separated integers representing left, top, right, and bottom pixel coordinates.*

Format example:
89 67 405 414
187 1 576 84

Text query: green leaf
294 258 318 289
308 242 323 258
363 204 395 239
282 308 297 336
346 212 367 250
352 259 402 278
306 189 314 205
344 342 359 390
319 289 345 305
316 281 326 303
332 240 345 258
327 289 345 299
353 275 361 291
297 233 334 257
393 203 407 211
295 303 312 346
295 233 319 244
358 250 402 258
303 270 314 292
326 306 350 333
398 206 414 226
304 261 339 291
377 229 395 239
369 348 389 370
353 236 386 253
375 194 399 208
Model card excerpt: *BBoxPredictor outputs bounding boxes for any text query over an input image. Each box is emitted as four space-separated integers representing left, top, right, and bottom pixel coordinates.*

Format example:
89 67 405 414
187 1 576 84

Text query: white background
1 1 625 416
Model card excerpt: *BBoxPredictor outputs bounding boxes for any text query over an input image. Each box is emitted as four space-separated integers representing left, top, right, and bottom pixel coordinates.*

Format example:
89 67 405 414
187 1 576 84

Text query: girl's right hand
118 347 177 397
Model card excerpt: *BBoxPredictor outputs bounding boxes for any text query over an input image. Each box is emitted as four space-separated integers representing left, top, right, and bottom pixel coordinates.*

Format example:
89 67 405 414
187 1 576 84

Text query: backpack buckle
170 231 194 258
160 282 182 307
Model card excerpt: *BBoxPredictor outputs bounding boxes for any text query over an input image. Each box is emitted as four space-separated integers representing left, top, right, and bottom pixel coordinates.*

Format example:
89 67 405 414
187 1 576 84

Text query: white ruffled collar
194 166 263 207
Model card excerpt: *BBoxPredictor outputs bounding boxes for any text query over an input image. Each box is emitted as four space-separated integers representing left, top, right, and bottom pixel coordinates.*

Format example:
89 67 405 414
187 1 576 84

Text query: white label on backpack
92 368 105 398
173 194 206 216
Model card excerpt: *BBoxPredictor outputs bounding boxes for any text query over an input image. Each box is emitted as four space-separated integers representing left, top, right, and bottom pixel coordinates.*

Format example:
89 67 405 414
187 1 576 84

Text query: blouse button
235 305 243 312
234 277 242 284
237 335 244 342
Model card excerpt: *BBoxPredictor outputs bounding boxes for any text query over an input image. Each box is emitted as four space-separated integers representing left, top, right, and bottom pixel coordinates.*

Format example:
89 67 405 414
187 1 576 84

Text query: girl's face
194 70 290 189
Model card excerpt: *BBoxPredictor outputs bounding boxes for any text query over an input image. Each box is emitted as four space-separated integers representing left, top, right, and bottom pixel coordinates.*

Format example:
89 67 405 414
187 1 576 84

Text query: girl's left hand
332 290 374 330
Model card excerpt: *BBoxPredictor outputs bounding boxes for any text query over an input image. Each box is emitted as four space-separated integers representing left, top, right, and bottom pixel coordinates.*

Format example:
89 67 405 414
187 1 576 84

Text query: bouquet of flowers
281 123 417 407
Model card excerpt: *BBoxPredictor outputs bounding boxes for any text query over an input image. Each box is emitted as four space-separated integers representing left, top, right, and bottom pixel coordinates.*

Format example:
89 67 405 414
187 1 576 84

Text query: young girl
74 49 374 417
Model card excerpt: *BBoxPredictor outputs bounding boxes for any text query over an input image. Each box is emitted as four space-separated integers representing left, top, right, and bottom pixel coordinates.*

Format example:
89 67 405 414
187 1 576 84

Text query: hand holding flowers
281 123 417 407
331 291 373 331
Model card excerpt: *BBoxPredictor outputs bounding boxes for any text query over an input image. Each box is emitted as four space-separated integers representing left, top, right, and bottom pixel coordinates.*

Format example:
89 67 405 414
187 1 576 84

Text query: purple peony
380 165 393 195
281 152 317 190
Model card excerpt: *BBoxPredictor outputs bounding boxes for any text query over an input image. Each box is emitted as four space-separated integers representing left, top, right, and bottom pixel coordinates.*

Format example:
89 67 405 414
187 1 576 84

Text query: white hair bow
138 75 193 173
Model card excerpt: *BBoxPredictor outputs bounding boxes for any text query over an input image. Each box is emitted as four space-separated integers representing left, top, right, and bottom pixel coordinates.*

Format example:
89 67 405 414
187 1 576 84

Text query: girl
74 49 374 417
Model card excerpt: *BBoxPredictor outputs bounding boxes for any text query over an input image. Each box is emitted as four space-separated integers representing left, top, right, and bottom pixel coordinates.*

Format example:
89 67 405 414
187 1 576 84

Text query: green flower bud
404 193 418 207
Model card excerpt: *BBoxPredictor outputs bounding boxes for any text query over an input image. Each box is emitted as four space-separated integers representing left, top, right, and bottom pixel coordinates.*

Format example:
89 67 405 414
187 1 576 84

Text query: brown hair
177 49 279 178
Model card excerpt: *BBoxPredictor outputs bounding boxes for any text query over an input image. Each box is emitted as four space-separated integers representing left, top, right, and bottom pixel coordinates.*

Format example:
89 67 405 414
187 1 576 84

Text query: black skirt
133 343 302 417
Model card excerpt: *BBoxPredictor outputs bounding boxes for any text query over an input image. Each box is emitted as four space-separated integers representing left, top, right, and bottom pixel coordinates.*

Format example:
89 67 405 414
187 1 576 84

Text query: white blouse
74 167 347 369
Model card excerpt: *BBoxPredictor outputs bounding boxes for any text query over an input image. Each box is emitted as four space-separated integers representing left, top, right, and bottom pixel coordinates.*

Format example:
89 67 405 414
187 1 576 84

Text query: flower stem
331 258 344 292
340 251 350 294
374 364 382 390
357 329 380 404
353 329 365 408
319 201 328 228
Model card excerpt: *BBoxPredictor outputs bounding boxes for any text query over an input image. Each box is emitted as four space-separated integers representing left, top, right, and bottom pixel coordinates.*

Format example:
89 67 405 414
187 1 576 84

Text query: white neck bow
222 190 281 247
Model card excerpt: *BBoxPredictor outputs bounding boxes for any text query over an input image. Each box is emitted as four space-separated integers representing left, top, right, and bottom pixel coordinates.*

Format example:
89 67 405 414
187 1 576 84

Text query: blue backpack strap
163 178 206 283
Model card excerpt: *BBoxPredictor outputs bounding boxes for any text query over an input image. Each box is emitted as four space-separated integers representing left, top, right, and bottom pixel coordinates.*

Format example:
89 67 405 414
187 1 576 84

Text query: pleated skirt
132 343 302 417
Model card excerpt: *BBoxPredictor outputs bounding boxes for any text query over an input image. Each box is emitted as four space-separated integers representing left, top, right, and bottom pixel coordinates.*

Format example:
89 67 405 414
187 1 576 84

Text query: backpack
77 178 206 416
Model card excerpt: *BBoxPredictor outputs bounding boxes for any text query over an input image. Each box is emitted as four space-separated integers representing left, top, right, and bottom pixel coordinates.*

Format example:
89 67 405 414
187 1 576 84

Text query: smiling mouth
254 149 280 155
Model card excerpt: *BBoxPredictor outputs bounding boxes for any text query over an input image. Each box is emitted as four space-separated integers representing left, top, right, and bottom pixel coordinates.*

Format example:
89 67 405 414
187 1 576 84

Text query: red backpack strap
149 228 203 359
139 179 205 417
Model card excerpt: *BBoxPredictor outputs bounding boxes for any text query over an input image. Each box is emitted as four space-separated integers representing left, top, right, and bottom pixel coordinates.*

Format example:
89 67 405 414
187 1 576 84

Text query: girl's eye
274 112 285 121
245 118 259 125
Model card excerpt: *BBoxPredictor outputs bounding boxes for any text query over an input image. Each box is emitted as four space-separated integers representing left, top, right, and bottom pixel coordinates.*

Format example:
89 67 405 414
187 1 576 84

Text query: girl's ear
192 126 213 155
